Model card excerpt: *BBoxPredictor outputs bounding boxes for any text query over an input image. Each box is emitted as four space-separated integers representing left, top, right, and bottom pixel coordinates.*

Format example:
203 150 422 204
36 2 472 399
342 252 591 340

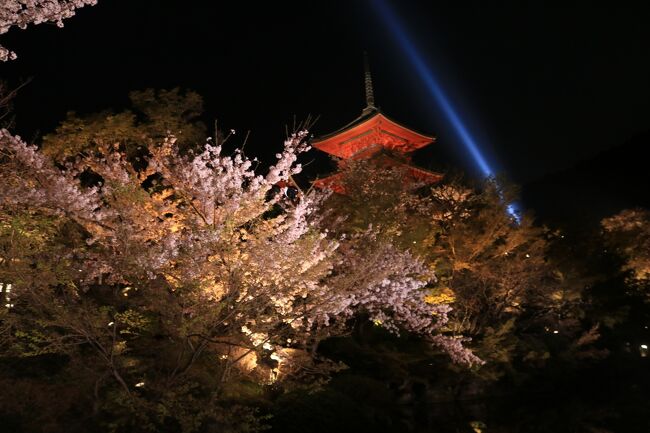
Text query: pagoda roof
312 154 443 193
311 108 435 159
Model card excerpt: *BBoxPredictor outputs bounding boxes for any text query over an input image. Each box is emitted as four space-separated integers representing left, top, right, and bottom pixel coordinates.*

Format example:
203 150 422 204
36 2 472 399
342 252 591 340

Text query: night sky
3 1 650 185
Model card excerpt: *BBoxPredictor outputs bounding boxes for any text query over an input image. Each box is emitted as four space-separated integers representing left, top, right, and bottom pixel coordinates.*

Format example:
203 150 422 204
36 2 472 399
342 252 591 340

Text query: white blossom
1 0 98 61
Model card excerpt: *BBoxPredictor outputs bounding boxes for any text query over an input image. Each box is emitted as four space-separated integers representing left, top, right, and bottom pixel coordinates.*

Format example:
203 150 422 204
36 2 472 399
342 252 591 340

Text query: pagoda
311 56 443 193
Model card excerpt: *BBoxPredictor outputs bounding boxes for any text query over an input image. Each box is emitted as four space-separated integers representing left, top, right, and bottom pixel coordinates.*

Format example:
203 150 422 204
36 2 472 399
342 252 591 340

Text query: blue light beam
371 0 519 219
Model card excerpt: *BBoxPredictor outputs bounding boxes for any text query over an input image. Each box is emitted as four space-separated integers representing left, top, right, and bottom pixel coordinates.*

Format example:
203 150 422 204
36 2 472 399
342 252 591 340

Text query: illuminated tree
602 208 650 298
322 160 601 380
426 180 601 374
42 88 207 161
0 125 478 431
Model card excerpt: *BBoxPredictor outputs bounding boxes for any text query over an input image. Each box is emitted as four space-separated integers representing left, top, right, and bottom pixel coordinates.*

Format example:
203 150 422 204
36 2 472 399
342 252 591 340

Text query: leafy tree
42 88 207 161
602 208 650 298
321 159 602 383
436 181 609 377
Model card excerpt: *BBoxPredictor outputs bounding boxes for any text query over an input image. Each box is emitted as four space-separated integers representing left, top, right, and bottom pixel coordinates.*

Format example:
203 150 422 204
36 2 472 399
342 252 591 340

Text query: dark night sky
2 1 650 185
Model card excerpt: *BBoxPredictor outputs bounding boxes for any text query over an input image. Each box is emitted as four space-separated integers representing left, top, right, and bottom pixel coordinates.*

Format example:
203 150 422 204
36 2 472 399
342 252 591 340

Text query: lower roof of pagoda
311 110 435 159
312 158 443 194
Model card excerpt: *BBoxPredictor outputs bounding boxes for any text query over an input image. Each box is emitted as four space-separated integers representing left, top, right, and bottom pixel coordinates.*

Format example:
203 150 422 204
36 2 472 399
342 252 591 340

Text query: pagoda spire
362 52 377 115
311 54 440 192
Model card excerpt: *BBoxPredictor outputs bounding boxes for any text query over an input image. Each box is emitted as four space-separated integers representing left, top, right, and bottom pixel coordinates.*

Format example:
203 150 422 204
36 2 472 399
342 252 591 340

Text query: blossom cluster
0 129 105 222
1 0 98 61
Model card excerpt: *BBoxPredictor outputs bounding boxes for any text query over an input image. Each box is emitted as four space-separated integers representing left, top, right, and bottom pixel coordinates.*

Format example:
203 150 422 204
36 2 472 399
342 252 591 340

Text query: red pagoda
311 57 443 193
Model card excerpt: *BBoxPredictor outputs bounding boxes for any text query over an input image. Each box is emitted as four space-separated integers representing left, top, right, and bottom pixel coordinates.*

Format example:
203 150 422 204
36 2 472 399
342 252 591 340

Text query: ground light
371 0 520 220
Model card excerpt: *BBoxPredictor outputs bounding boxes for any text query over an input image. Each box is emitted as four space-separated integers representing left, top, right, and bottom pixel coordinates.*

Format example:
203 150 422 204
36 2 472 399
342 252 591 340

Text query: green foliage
0 209 267 432
114 309 153 336
472 319 519 381
321 161 601 383
42 88 207 161
602 208 650 298
98 381 265 433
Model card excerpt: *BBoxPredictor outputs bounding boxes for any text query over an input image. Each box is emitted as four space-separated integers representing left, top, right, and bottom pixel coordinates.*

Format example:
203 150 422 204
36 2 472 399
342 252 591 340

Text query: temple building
311 57 443 193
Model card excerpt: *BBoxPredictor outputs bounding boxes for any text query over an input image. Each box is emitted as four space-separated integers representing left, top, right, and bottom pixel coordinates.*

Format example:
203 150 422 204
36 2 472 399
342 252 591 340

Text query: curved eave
375 111 436 143
312 164 443 194
312 110 435 159
311 173 345 193
405 165 444 184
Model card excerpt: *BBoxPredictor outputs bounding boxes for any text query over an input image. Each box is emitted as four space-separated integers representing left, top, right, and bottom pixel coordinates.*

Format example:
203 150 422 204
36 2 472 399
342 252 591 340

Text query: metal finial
363 52 376 113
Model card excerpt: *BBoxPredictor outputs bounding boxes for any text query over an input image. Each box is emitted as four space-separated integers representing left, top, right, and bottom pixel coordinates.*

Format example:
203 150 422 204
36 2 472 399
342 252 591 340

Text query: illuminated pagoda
311 56 443 193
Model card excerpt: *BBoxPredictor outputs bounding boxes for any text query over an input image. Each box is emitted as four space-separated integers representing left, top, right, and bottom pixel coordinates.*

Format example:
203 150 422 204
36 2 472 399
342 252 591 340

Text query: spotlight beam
371 0 519 219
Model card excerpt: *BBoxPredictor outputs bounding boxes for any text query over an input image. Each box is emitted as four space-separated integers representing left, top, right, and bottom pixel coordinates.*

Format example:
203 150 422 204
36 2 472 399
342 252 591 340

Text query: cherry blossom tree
1 0 98 61
0 126 478 431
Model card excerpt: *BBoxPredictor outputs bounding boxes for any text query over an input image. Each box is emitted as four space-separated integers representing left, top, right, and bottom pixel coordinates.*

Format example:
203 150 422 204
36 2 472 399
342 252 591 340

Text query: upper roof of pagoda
311 108 435 159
